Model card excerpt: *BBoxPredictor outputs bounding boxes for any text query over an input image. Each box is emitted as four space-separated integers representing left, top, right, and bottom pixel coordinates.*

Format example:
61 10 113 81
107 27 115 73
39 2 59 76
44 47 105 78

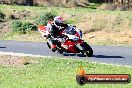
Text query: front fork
76 43 83 51
75 42 86 56
47 39 52 46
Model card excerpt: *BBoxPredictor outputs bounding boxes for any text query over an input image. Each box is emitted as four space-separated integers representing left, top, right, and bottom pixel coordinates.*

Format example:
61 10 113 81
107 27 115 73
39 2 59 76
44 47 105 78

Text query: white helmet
53 16 64 29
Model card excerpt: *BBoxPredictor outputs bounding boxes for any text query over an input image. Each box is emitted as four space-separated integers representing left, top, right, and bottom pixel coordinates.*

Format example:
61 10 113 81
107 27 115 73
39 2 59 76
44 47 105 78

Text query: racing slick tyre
52 48 57 52
58 49 63 54
81 42 93 57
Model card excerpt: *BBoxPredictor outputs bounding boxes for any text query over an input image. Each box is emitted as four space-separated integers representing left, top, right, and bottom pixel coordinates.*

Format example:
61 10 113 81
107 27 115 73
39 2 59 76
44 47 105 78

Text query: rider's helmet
53 16 64 29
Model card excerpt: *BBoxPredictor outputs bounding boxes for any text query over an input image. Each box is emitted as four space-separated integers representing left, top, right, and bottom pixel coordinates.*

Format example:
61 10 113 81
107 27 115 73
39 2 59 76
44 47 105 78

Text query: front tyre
47 42 51 49
81 42 93 57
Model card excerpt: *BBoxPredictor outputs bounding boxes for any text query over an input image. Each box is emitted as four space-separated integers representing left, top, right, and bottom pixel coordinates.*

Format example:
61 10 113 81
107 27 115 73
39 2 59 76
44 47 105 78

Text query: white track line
0 51 49 57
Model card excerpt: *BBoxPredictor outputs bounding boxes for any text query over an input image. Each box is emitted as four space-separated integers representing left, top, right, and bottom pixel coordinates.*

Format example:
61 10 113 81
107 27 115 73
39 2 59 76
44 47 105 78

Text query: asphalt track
0 40 132 67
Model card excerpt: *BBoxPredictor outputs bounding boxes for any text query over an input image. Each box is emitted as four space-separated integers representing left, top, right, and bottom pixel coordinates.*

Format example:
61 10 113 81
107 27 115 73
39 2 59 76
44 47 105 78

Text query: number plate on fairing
76 44 83 50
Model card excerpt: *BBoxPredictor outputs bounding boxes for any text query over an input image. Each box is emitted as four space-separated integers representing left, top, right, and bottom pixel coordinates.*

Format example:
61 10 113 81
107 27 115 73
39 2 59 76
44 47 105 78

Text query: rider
47 16 68 52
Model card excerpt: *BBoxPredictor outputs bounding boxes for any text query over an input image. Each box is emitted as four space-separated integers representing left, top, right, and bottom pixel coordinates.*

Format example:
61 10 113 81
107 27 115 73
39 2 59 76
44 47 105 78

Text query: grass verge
0 55 131 88
0 4 132 46
0 31 45 42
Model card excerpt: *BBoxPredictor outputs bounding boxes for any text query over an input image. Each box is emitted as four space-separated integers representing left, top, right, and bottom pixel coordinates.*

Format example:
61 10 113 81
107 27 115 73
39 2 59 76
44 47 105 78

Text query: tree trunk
128 0 130 7
121 0 124 5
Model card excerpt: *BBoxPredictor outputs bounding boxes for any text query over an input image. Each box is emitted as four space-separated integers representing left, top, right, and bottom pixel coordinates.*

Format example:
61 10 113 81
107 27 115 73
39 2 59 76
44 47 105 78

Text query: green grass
0 4 131 30
0 4 132 46
0 56 132 88
0 4 131 21
0 31 45 42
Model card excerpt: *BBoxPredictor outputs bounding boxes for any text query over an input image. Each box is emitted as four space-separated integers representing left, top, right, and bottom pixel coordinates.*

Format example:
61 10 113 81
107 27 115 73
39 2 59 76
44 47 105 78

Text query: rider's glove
57 38 65 42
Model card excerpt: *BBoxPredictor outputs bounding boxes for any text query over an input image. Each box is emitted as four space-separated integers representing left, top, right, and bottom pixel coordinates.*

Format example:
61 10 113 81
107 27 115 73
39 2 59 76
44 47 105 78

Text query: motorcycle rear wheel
81 42 93 57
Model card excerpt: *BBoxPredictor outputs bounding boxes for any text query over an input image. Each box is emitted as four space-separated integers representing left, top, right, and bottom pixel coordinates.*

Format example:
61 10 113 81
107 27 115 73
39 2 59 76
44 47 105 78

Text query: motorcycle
38 25 93 57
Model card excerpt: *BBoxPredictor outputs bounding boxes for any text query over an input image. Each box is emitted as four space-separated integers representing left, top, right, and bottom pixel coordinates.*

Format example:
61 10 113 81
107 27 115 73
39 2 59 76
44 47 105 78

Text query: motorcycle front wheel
81 42 93 57
47 42 51 49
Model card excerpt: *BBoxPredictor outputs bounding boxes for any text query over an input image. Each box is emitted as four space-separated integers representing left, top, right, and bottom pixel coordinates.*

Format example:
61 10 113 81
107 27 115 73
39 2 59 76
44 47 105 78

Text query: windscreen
65 26 76 35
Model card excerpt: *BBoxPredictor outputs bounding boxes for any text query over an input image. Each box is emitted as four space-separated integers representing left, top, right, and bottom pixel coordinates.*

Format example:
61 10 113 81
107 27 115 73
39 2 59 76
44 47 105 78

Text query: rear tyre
81 42 93 57
58 49 63 54
52 48 57 52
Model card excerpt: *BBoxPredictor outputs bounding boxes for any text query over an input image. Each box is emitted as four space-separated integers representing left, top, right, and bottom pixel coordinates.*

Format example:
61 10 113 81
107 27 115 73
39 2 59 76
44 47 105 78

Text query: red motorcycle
38 25 93 57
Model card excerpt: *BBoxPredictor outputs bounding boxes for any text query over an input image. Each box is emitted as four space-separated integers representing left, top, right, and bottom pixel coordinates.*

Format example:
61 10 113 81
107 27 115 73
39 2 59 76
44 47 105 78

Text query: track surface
0 40 132 67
